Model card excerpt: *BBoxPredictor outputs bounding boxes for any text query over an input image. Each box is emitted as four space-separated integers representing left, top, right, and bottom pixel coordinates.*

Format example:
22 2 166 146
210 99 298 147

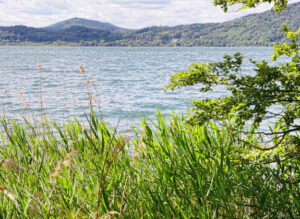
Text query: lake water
0 46 275 130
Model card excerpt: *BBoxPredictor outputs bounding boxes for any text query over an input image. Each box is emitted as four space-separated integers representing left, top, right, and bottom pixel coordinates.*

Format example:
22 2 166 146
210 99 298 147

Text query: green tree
214 0 289 12
166 0 299 167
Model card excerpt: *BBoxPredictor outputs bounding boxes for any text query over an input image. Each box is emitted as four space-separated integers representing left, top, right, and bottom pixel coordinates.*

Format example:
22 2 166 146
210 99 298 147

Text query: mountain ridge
0 2 299 46
44 17 126 32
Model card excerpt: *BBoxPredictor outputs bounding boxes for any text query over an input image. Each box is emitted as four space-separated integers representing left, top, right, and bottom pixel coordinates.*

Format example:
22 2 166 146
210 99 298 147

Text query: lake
0 46 274 130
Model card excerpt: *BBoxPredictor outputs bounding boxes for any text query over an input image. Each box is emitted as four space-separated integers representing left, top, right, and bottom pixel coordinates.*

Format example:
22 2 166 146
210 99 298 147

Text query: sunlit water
0 46 276 130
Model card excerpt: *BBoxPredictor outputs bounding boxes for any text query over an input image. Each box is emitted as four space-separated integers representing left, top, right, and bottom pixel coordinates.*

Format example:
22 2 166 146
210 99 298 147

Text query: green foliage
0 112 299 218
214 0 288 12
166 1 299 172
166 29 299 129
0 25 122 44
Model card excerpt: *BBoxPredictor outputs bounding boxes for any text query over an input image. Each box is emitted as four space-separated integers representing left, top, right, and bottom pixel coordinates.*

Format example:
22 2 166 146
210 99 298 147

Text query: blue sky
0 0 299 28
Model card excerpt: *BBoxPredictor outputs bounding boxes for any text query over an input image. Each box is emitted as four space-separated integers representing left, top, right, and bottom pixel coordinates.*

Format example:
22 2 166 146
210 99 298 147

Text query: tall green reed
0 111 299 218
0 62 298 218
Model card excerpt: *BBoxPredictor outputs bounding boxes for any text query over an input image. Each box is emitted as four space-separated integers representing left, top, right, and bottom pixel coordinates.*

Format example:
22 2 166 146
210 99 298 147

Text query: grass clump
0 111 299 218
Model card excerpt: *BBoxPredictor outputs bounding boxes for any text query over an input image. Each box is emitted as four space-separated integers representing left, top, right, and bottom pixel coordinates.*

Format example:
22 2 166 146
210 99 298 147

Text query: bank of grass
0 111 299 218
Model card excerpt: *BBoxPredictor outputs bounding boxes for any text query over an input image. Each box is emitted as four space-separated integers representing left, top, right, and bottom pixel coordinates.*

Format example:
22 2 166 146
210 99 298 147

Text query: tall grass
0 63 298 218
0 110 299 218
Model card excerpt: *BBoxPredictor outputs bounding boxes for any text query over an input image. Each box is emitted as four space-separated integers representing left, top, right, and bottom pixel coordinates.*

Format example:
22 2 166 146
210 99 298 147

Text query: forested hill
44 18 126 32
119 2 300 47
0 2 299 46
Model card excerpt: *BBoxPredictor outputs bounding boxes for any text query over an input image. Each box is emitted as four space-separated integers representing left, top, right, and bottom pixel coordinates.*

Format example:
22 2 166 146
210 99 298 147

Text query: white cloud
0 0 299 28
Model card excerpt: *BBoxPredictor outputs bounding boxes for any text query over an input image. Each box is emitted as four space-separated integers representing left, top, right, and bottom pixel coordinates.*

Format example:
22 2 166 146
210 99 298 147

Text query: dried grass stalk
18 89 23 100
62 160 71 168
80 65 85 74
51 161 62 177
134 126 146 160
3 87 8 96
1 159 20 172
67 151 78 158
81 123 86 131
100 211 120 219
37 60 41 70
0 187 18 208
22 101 29 109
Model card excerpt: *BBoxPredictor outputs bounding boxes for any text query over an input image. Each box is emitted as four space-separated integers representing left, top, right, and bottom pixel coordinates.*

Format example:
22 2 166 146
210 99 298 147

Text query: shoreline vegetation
0 63 299 218
1 108 299 218
0 43 277 47
0 35 294 47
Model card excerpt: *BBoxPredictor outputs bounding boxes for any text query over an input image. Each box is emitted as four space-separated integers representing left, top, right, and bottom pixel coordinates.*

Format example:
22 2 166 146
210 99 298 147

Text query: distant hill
0 2 299 46
119 1 300 47
0 25 122 44
44 17 126 32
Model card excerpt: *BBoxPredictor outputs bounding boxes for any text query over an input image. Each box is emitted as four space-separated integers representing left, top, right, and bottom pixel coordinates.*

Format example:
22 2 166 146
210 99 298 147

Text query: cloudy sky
0 0 299 28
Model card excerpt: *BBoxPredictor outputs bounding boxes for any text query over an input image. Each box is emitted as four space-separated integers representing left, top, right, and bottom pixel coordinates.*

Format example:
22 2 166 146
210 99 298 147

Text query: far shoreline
0 43 274 48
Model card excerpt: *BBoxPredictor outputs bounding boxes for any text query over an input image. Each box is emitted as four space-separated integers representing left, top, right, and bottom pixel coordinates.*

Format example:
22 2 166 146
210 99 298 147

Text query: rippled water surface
0 46 274 129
